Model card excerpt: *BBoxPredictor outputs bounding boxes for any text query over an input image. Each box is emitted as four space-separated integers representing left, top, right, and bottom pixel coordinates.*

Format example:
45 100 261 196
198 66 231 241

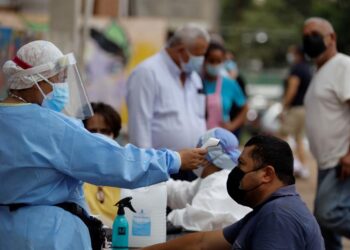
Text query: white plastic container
120 182 167 247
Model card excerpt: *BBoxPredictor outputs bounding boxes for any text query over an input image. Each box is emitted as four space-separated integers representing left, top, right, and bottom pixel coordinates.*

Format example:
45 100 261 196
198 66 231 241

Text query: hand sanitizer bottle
112 197 136 250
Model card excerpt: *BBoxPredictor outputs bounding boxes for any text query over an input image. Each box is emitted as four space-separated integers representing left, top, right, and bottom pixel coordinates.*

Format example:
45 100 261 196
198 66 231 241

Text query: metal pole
79 0 94 73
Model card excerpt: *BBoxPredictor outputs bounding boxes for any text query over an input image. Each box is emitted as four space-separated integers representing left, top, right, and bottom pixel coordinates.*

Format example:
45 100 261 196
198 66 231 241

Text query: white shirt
166 170 252 231
304 53 350 170
126 49 206 150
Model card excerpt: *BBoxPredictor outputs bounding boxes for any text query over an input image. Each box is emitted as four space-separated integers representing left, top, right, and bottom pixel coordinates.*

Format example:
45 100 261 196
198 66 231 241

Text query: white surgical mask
206 63 223 77
286 53 295 64
180 51 204 74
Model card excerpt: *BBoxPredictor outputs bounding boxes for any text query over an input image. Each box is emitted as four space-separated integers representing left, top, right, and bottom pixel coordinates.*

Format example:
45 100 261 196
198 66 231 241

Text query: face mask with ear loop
178 49 204 74
286 53 295 64
303 33 327 58
205 63 224 77
226 165 266 206
32 74 70 112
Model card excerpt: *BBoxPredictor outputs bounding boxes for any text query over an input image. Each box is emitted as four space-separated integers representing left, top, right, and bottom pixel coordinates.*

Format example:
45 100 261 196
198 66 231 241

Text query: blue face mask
224 60 237 71
206 63 223 77
181 53 204 74
41 82 70 112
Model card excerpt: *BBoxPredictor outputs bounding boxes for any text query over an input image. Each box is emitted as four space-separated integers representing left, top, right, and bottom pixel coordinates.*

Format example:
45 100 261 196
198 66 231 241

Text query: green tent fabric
104 22 129 54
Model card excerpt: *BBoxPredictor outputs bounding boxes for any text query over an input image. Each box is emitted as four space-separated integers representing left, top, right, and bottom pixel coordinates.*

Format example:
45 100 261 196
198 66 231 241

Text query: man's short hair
304 17 335 34
166 23 210 48
245 135 295 185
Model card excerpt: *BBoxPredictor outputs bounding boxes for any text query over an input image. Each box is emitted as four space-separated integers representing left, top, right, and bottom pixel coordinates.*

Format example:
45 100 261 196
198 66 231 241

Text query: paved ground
296 151 350 249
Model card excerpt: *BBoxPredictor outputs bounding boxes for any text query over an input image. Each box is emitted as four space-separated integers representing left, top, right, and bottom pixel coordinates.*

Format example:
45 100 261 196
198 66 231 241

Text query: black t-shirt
229 74 247 119
286 62 312 106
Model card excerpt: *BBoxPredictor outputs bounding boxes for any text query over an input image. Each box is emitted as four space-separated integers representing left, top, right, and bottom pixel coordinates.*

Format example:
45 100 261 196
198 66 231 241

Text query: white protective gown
167 170 252 231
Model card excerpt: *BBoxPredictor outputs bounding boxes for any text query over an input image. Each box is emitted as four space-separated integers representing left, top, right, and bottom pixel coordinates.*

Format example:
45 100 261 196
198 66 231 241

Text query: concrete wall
130 0 220 31
13 0 49 13
48 0 81 54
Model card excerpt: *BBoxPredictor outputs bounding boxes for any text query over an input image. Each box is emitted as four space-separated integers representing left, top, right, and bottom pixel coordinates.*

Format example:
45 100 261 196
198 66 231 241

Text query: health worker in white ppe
167 128 251 231
0 40 206 250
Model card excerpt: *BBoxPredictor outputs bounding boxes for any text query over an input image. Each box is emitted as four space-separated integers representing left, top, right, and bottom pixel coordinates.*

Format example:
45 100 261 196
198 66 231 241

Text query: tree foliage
220 0 350 69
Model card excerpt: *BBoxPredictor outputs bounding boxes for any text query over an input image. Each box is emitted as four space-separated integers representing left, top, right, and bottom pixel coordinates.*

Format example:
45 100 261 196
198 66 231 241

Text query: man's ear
330 32 337 44
178 45 188 56
330 32 336 40
325 32 336 47
176 44 189 63
261 165 276 183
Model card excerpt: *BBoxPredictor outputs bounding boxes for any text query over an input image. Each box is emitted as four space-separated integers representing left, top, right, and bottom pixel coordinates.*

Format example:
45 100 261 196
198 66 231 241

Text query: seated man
167 128 251 231
144 135 325 250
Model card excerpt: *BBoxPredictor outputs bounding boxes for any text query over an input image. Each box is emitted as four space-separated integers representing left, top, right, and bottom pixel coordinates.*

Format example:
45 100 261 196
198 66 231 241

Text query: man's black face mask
226 167 247 205
226 166 264 207
303 33 326 58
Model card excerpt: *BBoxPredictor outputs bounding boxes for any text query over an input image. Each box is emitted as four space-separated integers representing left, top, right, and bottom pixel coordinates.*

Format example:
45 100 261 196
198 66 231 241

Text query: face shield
12 53 93 120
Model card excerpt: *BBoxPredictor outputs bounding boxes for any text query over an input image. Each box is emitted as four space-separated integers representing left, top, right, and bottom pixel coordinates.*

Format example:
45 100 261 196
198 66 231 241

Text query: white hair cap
3 40 64 90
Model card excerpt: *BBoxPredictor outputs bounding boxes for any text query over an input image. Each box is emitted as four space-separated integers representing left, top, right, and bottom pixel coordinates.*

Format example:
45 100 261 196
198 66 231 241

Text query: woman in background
202 43 248 135
83 102 122 226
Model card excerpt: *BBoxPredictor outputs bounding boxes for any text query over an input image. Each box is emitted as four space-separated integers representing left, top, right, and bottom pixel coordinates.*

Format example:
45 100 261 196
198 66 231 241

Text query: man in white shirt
126 24 209 180
303 17 350 250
